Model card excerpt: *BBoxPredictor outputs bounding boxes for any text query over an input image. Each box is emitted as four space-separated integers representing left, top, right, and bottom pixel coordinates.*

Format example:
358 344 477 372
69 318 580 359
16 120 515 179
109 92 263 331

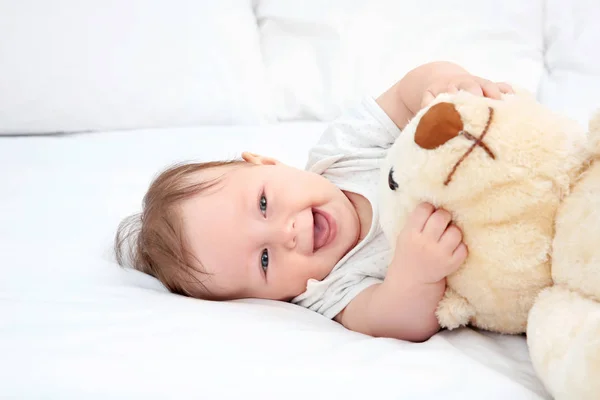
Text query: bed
1 1 599 399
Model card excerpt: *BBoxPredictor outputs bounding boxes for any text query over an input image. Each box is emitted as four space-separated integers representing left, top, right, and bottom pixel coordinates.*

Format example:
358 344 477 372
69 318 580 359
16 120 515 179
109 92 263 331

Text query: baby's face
179 153 361 301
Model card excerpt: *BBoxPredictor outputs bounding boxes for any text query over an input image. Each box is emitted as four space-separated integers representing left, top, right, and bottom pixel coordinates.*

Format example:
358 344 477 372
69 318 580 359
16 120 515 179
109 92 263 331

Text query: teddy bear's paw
527 286 600 400
435 289 475 330
552 314 600 400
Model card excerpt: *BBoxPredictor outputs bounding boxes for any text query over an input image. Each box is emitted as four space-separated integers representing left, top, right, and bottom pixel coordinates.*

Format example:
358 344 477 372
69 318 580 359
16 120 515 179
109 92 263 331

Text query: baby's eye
259 193 268 215
260 249 269 272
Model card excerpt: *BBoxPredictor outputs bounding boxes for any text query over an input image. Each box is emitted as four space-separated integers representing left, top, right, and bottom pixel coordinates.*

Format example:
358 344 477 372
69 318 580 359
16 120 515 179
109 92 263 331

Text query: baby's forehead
182 163 250 196
177 164 254 296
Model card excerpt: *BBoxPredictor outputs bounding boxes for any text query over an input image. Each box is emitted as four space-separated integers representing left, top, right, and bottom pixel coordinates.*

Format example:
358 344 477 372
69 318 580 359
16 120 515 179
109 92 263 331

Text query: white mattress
0 124 549 399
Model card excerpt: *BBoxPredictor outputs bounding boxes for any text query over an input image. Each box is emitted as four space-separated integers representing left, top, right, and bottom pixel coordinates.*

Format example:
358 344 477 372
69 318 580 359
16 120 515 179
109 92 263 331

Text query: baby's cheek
286 259 318 290
309 258 333 283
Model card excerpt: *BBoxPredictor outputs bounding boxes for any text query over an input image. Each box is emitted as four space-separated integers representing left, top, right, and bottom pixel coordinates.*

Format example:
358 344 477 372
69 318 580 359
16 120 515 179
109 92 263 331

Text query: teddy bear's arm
435 288 475 330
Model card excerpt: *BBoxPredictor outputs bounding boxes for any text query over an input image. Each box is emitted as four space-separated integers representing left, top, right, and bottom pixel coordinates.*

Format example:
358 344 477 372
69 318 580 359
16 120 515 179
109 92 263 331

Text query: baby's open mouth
444 107 496 185
312 208 335 252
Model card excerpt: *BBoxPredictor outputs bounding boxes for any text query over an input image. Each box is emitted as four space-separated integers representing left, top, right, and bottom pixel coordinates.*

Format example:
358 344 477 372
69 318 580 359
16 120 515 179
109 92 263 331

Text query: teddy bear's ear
414 102 463 149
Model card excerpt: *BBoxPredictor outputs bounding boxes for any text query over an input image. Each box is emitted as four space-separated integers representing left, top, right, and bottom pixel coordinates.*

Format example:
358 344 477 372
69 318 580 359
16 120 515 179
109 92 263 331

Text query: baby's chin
312 247 346 281
342 219 363 255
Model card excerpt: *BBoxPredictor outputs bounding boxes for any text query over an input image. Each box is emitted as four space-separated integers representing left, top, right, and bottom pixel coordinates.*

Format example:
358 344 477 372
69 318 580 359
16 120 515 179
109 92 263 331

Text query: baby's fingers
421 83 459 109
406 202 436 233
481 81 503 100
451 242 468 266
440 224 463 252
496 82 514 94
455 80 484 97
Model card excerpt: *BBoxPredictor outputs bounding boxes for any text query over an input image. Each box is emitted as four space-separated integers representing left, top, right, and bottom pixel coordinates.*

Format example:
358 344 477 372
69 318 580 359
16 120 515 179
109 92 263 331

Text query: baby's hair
114 159 245 298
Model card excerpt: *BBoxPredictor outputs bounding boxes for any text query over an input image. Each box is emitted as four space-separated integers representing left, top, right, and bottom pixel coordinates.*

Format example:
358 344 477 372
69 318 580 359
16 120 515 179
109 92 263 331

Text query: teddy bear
377 88 599 399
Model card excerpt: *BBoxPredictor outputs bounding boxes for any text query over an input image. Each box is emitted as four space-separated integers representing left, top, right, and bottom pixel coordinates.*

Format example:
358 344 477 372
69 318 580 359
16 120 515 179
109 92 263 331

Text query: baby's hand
387 203 468 285
421 74 514 109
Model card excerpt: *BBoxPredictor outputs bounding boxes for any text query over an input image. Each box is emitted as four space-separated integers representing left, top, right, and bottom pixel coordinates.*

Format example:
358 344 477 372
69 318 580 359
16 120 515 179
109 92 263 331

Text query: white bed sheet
0 124 549 399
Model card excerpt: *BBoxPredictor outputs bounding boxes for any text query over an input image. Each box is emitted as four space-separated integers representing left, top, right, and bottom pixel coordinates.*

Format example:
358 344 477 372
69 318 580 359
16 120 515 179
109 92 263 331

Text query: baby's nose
414 102 464 149
277 219 296 250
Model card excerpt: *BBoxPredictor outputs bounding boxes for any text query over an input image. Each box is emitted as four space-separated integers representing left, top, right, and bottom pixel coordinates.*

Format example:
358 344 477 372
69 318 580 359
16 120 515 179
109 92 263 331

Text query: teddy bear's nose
414 102 464 149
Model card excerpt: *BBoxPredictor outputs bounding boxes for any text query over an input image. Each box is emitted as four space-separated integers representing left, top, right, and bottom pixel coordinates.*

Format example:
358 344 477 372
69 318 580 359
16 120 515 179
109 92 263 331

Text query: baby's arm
335 203 467 342
376 61 513 131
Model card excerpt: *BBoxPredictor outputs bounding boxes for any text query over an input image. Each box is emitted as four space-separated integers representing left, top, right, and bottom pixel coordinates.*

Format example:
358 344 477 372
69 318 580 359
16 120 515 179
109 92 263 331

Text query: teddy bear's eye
388 167 399 191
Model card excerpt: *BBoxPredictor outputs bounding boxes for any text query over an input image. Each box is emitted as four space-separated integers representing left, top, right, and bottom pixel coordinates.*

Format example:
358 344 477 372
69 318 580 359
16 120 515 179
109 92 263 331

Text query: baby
115 61 513 342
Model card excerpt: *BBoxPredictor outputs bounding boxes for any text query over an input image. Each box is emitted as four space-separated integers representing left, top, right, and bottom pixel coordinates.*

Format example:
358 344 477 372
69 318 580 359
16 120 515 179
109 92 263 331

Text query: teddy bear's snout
413 101 496 186
414 102 464 150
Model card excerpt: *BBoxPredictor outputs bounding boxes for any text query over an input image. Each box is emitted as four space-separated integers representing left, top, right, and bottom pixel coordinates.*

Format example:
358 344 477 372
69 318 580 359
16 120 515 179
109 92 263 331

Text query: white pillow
0 0 273 134
257 0 545 120
537 0 600 126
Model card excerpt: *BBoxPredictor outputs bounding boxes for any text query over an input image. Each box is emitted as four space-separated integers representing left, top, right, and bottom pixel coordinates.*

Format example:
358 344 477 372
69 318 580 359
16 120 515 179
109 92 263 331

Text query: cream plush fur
379 89 600 398
527 111 600 400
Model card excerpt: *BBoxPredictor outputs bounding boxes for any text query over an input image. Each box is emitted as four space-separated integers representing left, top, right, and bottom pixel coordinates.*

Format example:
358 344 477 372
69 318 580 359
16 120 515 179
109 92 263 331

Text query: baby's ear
414 102 464 150
241 152 280 166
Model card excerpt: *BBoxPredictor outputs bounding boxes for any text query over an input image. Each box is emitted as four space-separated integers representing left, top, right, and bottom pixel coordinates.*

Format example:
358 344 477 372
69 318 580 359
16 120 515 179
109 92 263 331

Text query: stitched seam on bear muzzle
444 107 496 186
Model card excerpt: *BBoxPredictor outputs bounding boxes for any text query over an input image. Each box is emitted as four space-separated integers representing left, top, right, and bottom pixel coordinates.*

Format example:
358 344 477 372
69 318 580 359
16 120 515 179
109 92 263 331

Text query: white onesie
292 97 403 319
